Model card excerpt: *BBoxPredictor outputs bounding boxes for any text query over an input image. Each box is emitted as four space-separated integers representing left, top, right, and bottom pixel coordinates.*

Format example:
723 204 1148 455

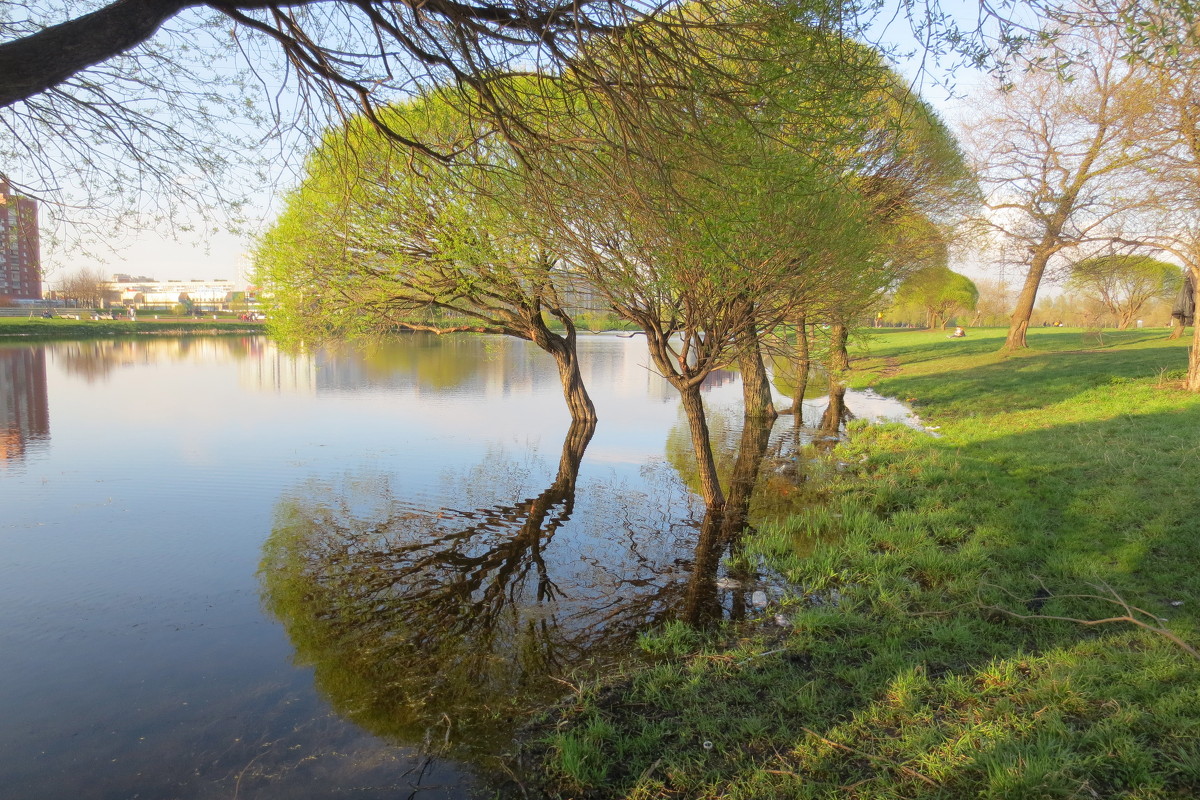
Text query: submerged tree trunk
680 510 725 625
678 382 725 509
1004 248 1053 351
818 382 849 433
682 414 774 626
720 414 773 539
792 315 810 425
736 323 776 420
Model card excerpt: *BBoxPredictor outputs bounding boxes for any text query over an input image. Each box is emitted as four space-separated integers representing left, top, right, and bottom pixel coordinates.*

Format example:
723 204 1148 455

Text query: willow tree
255 92 597 421
776 66 975 397
526 1 897 507
1066 254 1181 330
893 266 979 329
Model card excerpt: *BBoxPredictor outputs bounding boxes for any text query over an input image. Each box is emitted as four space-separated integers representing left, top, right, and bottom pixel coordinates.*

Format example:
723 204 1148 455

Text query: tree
0 0 1144 240
893 266 979 329
1121 22 1200 389
0 0 756 238
1067 254 1181 329
255 91 597 421
971 279 1018 326
966 31 1157 350
55 267 109 308
527 5 900 507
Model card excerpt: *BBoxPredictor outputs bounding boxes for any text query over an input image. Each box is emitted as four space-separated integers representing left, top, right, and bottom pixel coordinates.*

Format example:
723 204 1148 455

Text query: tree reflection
817 381 853 441
680 415 773 626
51 337 258 383
259 419 774 759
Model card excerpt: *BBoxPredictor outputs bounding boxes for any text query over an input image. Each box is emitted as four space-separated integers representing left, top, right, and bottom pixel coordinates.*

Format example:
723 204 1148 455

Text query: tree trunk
792 316 810 425
550 345 597 422
1004 248 1053 351
529 314 597 422
736 324 776 420
819 382 849 434
1188 272 1200 392
1169 319 1184 340
828 320 850 374
720 414 773 538
678 382 725 508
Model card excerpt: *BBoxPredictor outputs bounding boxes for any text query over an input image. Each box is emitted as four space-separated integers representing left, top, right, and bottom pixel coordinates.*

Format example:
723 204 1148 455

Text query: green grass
523 327 1200 799
0 316 263 337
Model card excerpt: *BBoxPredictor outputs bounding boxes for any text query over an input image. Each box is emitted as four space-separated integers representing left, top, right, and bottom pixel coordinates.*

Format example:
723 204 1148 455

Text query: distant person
949 326 966 338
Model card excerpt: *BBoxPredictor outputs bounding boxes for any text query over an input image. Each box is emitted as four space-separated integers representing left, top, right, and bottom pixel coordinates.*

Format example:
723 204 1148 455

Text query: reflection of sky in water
0 333 922 798
1 333 815 799
801 387 925 430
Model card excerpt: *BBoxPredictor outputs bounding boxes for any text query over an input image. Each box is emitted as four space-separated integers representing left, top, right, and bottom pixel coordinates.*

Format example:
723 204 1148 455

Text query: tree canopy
893 266 979 329
1067 254 1182 329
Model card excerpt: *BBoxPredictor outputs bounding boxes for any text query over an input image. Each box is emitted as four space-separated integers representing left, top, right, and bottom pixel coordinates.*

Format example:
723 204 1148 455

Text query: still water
0 334 918 799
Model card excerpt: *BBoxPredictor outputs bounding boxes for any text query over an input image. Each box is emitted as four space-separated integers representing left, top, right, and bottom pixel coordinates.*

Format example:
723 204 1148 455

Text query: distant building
105 277 256 311
0 181 41 300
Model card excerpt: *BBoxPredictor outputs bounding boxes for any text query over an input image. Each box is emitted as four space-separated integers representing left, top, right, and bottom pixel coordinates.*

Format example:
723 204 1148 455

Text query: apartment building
0 180 40 300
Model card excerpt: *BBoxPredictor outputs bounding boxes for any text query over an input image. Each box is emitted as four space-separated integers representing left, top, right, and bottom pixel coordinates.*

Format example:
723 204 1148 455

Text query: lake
0 334 920 799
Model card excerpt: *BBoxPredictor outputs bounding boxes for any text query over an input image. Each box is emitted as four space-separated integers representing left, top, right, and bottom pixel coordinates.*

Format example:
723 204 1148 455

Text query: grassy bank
525 327 1200 799
0 317 264 337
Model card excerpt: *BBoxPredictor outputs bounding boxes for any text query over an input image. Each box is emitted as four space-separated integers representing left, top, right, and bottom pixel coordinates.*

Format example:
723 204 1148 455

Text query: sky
34 0 999 290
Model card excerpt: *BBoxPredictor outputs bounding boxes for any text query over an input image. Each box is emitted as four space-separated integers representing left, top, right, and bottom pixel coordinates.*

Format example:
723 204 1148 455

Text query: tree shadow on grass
870 340 1190 421
530 403 1200 798
857 328 1179 374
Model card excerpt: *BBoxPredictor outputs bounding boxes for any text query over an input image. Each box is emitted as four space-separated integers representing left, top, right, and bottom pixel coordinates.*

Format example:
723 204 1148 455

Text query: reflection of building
238 339 317 394
0 181 41 300
0 347 50 464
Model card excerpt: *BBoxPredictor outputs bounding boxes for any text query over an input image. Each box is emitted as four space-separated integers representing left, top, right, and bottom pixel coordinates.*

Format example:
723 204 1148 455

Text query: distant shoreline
0 318 266 338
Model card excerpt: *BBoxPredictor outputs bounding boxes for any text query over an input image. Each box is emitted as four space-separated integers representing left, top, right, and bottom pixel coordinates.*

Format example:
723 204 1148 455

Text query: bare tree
55 266 109 308
970 278 1018 326
964 32 1158 350
1122 37 1200 389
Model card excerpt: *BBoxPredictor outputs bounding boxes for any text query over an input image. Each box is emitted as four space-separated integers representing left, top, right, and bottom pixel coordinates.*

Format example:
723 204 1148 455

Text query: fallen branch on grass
984 578 1200 662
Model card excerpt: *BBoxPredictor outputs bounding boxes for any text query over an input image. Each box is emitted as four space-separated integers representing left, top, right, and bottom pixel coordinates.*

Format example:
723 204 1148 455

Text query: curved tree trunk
678 382 725 509
1004 248 1053 351
736 324 776 420
549 345 597 422
529 314 597 422
1169 319 1184 340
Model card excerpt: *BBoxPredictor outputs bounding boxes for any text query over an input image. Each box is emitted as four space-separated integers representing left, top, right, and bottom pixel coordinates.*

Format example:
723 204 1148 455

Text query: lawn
0 316 263 337
524 327 1200 799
